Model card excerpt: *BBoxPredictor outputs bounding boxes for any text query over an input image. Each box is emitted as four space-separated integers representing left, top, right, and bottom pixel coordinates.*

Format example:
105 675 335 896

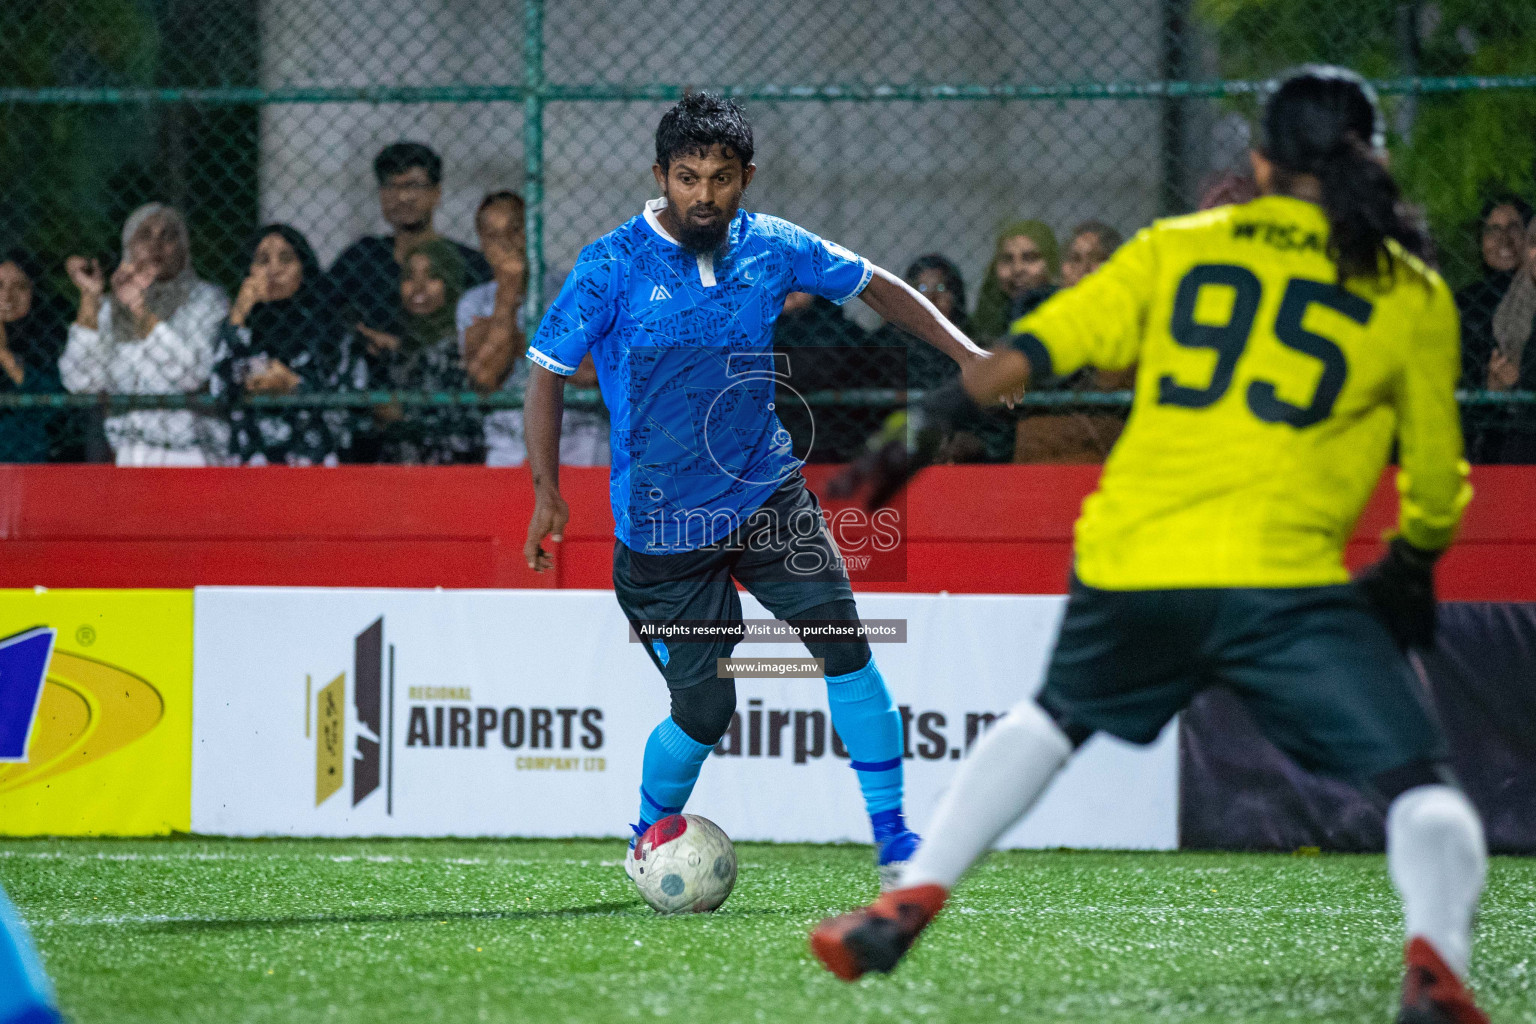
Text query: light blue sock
0 885 59 1024
826 656 905 817
636 717 714 828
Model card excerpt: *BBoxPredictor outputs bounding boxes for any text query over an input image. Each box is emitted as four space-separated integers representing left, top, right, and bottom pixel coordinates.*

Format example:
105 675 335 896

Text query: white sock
900 698 1073 890
1386 784 1487 979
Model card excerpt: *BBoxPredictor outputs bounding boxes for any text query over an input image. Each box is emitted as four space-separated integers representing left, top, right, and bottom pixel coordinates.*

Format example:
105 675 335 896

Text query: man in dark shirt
771 290 871 463
328 142 491 347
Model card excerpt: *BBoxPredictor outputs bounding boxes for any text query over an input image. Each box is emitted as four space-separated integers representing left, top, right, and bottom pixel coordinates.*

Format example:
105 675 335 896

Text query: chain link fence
1 0 1534 465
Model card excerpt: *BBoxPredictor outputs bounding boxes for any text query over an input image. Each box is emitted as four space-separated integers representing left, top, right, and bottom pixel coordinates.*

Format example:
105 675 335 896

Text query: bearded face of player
652 144 757 254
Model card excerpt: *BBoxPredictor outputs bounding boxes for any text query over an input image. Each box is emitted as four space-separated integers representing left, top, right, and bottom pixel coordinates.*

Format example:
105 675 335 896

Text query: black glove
827 381 979 510
1354 537 1442 651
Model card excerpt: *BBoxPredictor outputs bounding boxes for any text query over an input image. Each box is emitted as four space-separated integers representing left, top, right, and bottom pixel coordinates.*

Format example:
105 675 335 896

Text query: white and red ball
629 813 737 914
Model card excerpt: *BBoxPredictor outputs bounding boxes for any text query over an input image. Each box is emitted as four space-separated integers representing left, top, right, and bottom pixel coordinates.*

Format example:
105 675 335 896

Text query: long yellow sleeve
1394 278 1472 551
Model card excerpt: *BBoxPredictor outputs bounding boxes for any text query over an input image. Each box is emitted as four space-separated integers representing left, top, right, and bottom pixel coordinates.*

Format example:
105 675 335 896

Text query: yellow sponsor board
315 673 345 807
0 590 192 835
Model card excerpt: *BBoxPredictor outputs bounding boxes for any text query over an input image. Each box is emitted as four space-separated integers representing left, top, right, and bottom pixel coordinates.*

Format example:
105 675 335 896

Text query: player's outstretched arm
858 265 988 367
524 363 570 573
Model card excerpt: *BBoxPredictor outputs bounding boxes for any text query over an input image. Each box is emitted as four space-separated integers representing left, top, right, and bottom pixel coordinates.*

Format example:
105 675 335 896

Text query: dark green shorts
613 476 856 689
1037 579 1446 785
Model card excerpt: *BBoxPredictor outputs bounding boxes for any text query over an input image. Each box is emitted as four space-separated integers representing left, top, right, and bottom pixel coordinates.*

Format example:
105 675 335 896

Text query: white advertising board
192 588 1177 848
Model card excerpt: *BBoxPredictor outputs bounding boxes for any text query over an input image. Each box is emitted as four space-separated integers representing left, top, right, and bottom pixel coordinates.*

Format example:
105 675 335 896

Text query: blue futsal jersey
528 198 873 555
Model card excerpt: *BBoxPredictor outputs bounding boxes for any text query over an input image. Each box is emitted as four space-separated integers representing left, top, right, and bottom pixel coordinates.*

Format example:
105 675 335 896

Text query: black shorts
613 475 855 689
1037 579 1446 785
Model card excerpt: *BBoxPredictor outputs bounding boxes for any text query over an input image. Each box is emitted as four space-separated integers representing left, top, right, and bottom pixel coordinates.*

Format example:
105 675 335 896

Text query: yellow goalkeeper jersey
1010 194 1471 590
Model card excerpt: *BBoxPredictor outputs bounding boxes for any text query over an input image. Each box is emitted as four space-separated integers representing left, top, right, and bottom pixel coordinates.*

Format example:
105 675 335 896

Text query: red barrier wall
0 464 1532 599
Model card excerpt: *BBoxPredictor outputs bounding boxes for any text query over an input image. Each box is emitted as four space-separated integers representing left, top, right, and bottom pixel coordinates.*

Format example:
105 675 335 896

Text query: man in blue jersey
522 94 990 887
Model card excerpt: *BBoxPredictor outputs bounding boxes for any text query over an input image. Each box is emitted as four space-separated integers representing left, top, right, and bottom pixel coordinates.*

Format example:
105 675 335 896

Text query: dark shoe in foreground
809 884 947 981
1398 937 1490 1024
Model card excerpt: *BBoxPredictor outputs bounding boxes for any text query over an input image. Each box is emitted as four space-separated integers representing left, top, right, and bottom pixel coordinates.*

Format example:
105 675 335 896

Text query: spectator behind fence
1196 171 1260 210
458 191 608 467
1456 196 1531 462
865 253 1000 463
1488 216 1536 462
1014 221 1130 464
772 289 870 463
977 222 1062 462
0 252 65 463
972 220 1059 342
1060 221 1124 288
212 225 348 465
866 254 970 391
365 238 482 464
61 203 229 466
328 142 491 356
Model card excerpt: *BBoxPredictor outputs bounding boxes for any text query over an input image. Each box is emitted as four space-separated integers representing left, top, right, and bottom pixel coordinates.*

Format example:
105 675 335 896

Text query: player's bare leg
811 698 1072 979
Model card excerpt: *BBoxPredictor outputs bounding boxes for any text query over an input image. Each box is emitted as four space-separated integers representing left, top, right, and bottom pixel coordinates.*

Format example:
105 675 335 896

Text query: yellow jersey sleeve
1393 277 1472 552
1008 227 1159 377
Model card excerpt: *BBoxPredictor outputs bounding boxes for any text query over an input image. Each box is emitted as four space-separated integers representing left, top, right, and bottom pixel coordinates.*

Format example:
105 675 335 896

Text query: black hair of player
374 142 442 186
1260 66 1413 284
655 93 754 173
904 253 967 313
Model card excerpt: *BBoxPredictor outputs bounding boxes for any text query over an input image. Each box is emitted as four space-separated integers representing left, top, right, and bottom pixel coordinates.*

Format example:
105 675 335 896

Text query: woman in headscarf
213 225 349 465
971 220 1060 343
0 251 66 463
1488 215 1536 462
967 224 1061 462
1457 196 1531 462
368 238 482 464
60 202 230 466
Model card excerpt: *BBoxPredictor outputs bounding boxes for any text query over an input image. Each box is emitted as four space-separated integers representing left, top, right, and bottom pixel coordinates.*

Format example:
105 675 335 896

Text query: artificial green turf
1 838 1532 1023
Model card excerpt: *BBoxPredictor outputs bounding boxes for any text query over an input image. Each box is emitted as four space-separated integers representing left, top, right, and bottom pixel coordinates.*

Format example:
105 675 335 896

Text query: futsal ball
630 813 737 914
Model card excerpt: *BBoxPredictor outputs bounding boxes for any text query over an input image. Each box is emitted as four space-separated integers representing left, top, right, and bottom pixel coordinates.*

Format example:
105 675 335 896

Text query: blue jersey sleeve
527 245 620 376
785 224 873 306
